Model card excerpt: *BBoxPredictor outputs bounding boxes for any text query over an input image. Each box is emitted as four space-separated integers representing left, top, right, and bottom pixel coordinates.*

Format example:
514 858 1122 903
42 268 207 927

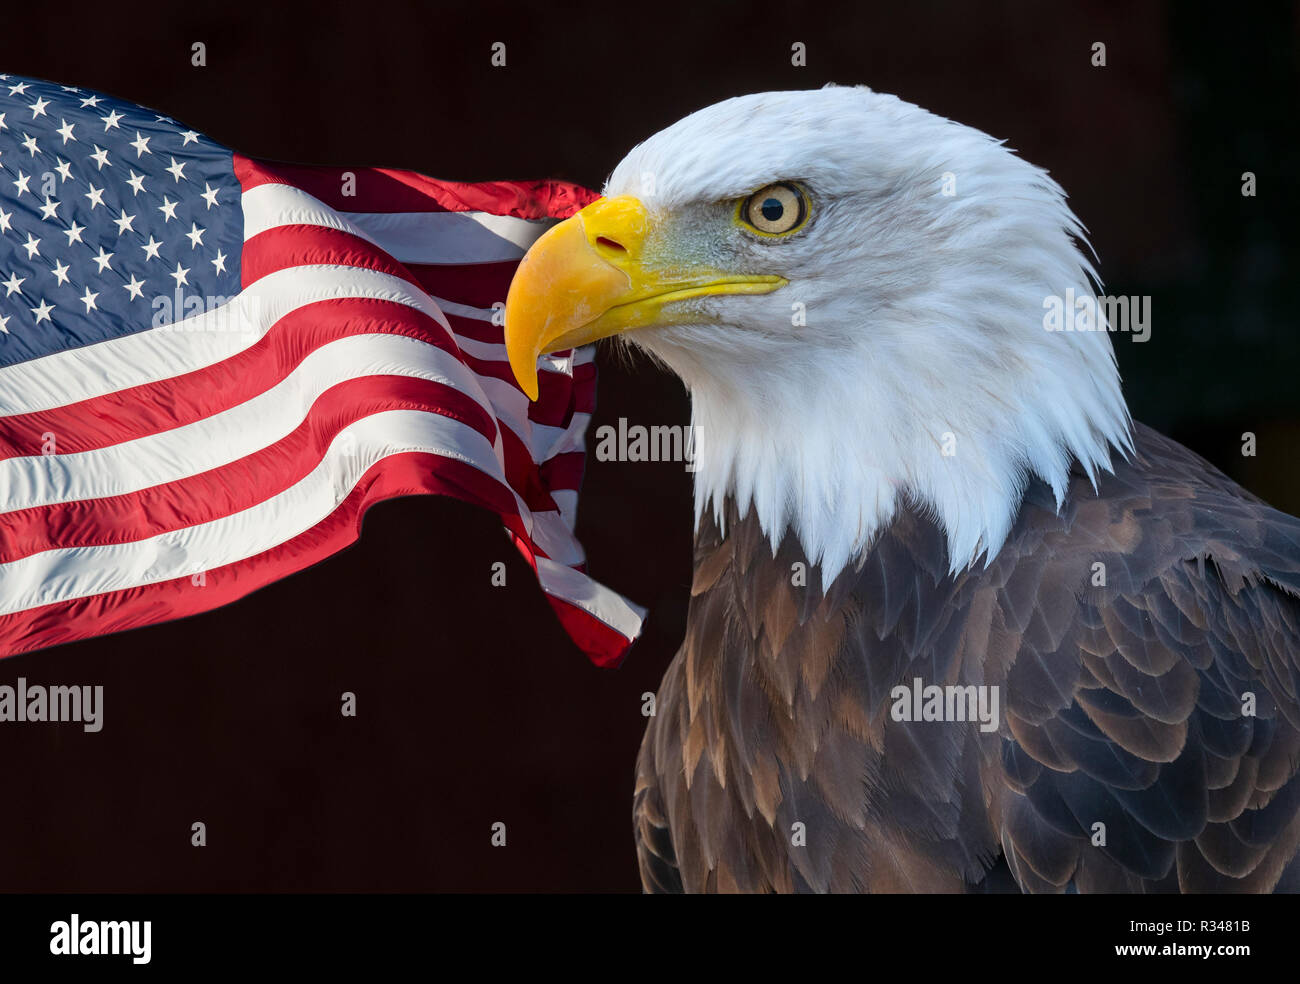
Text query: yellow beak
504 195 786 399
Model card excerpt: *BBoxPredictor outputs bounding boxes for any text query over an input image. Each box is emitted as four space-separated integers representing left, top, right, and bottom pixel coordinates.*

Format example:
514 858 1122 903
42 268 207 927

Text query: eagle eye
738 182 809 236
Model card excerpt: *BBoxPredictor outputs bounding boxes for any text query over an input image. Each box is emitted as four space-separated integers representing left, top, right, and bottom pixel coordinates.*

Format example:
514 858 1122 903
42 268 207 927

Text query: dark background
0 0 1297 892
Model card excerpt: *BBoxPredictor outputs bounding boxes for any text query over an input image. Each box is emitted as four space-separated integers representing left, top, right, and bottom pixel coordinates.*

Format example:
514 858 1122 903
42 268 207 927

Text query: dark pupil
760 198 784 222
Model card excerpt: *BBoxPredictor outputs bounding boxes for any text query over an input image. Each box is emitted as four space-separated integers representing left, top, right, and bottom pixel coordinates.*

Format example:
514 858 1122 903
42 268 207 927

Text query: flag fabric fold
0 73 644 667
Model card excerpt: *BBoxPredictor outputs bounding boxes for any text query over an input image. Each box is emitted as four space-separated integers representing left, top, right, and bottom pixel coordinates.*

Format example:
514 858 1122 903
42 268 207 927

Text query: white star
79 94 102 108
53 158 72 182
185 222 205 248
84 184 105 209
0 312 8 334
20 132 39 156
101 109 123 131
92 246 114 273
141 236 163 260
169 261 190 287
0 208 10 234
60 85 79 92
63 221 85 245
200 183 220 209
56 118 76 143
79 286 99 312
21 234 40 259
211 249 228 275
125 170 146 195
154 114 176 124
180 129 200 146
157 196 179 222
50 259 71 285
89 145 112 170
12 171 31 196
29 96 49 118
165 156 187 182
38 196 60 220
2 271 25 296
0 112 6 132
113 209 136 234
30 298 54 324
129 131 151 156
122 275 146 299
7 82 30 96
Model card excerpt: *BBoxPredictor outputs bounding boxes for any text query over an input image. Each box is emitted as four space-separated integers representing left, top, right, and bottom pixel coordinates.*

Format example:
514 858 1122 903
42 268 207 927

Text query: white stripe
0 265 451 416
346 209 552 264
542 413 590 461
447 333 593 375
432 296 495 321
452 332 589 389
529 511 585 567
241 183 554 263
535 556 645 643
551 489 579 531
0 333 502 510
453 333 510 360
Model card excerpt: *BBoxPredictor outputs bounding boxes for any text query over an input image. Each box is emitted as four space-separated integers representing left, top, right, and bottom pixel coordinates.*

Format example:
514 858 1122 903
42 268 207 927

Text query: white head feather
602 86 1133 585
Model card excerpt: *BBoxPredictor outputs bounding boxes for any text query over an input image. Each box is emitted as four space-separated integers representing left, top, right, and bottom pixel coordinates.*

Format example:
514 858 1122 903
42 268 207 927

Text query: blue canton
0 73 243 368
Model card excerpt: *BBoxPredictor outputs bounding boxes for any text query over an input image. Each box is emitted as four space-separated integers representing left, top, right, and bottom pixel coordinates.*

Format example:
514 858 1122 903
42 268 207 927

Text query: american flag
0 74 644 667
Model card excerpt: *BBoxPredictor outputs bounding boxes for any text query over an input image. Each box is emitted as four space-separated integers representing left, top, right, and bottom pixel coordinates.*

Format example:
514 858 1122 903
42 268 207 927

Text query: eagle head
504 86 1133 584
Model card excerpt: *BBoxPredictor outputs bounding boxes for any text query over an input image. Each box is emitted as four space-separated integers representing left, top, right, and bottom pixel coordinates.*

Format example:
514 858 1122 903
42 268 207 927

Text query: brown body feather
633 423 1300 892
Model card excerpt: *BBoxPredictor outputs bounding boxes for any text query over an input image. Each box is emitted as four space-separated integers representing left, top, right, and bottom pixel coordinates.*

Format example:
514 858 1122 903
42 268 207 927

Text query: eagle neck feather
674 314 1134 588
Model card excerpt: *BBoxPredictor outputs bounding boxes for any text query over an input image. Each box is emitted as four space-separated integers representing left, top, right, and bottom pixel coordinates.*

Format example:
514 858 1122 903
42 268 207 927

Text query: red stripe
498 424 557 516
0 298 469 459
407 260 517 310
0 377 506 564
444 310 511 345
565 360 597 416
529 364 582 425
459 348 527 388
539 452 586 493
0 453 627 661
241 224 426 290
234 155 598 219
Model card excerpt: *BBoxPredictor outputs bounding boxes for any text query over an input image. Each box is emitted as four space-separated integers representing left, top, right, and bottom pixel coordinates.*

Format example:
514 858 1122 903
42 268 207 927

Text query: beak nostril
595 236 626 253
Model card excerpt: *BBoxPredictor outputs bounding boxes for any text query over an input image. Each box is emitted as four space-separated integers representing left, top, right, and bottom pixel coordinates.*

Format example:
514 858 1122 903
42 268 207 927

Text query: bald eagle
504 87 1300 893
